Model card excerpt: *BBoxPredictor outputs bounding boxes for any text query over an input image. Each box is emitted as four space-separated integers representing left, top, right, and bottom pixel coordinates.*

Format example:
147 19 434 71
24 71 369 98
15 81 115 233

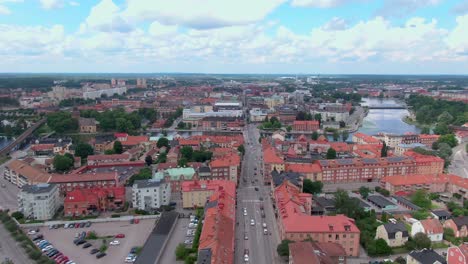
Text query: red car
115 234 125 238
59 257 69 264
52 253 63 260
134 219 139 224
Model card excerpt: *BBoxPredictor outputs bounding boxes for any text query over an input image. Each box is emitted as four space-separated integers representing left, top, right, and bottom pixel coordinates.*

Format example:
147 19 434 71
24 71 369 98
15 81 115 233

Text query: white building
395 143 427 156
411 219 444 242
18 184 62 220
132 179 171 210
83 86 127 100
249 108 268 122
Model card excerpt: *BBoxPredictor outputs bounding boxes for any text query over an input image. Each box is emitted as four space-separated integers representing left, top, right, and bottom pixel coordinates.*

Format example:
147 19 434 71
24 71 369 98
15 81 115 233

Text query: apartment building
4 160 51 187
352 132 382 145
87 153 131 166
275 181 360 257
181 180 236 208
318 156 417 183
210 152 240 183
153 167 196 193
263 144 285 185
289 241 347 264
292 120 319 132
132 179 171 210
49 172 120 193
18 184 61 220
64 186 125 217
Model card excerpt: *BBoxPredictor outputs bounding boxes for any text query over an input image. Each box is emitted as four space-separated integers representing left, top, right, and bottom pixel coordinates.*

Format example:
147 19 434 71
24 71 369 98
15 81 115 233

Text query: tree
286 125 292 132
113 141 123 154
47 111 78 133
178 157 188 167
237 145 245 155
437 134 457 147
156 153 167 163
302 179 323 195
359 186 371 199
326 147 337 159
11 211 24 220
339 121 346 128
332 131 339 141
381 142 388 157
405 232 431 250
421 127 430 134
371 238 392 256
394 256 406 264
381 212 389 222
128 167 152 185
341 131 349 142
276 240 293 257
433 123 450 135
180 146 194 160
314 113 322 122
311 131 319 141
412 209 430 220
53 154 74 172
334 189 361 219
157 137 170 148
411 190 432 209
145 155 153 166
74 142 94 159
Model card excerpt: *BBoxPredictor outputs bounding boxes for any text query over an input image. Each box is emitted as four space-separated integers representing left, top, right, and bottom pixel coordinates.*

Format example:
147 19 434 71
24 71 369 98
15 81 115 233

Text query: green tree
411 190 432 209
381 212 389 222
11 211 24 220
314 113 322 122
394 257 406 264
180 146 194 160
334 189 361 219
47 111 78 133
302 179 323 195
326 147 337 159
437 134 457 147
311 131 319 141
332 131 340 141
433 123 450 135
286 125 292 132
381 142 388 157
237 145 245 155
157 137 170 148
359 186 371 199
405 232 431 250
113 141 123 154
156 153 167 163
53 154 74 172
341 130 349 142
74 142 94 159
421 127 430 134
145 155 153 166
276 240 293 257
368 238 392 256
437 112 454 123
178 157 188 167
128 167 152 185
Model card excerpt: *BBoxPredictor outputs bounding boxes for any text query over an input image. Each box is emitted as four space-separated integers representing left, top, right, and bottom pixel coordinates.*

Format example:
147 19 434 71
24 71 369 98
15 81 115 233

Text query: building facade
18 184 61 220
132 179 171 210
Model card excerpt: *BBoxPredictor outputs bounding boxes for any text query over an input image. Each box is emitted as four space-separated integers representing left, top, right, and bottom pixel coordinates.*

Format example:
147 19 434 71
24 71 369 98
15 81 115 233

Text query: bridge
366 106 407 110
0 118 46 157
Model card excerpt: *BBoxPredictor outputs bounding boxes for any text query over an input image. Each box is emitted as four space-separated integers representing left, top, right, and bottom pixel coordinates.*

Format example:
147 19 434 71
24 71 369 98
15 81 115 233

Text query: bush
11 211 24 220
135 209 149 215
277 239 293 257
111 214 121 218
175 243 189 260
99 244 108 253
87 231 98 239
28 250 42 260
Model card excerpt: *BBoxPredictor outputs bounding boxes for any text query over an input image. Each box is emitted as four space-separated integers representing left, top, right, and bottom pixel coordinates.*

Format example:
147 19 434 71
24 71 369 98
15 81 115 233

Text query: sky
0 0 467 74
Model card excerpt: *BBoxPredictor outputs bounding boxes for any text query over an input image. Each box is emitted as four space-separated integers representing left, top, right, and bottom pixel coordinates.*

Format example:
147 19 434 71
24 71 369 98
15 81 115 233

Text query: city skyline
0 0 468 74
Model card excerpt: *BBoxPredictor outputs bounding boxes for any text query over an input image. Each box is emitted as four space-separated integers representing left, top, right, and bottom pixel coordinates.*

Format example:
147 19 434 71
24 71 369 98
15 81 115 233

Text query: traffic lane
0 223 32 264
0 171 20 211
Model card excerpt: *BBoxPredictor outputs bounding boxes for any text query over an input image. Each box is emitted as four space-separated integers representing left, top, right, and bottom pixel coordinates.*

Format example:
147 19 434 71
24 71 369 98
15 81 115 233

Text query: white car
262 223 267 228
243 211 247 216
250 219 255 226
263 228 268 235
109 240 120 246
41 245 53 252
125 254 136 263
244 254 249 262
27 230 36 235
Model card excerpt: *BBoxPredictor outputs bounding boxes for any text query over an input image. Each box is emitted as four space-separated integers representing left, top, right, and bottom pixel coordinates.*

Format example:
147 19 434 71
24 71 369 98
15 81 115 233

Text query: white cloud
291 0 359 8
148 21 178 36
79 0 131 33
446 14 468 55
452 1 468 15
40 0 64 10
69 1 79 6
377 0 442 17
322 17 348 30
0 0 23 15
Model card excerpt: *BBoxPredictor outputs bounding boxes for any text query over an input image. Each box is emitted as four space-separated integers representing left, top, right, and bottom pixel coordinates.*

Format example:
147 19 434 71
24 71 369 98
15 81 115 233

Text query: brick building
181 180 236 209
87 153 131 166
292 120 319 132
209 152 241 183
262 144 285 185
49 172 119 193
64 186 125 217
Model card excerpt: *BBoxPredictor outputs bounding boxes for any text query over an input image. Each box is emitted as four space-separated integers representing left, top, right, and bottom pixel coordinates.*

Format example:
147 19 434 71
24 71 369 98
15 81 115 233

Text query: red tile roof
121 136 149 146
419 134 440 139
420 219 443 234
31 144 55 151
293 120 319 126
263 145 284 164
353 132 381 144
210 153 241 168
382 173 468 189
329 142 351 153
87 153 130 161
64 186 125 204
404 151 444 163
285 163 322 174
49 172 118 183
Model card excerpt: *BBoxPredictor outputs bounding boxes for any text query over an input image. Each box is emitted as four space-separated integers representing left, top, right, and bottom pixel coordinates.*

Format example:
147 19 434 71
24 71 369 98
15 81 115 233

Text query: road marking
241 199 261 202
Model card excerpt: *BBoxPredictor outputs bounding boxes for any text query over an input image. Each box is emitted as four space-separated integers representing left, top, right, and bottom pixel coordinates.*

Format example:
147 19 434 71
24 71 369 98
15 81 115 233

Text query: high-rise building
18 184 62 220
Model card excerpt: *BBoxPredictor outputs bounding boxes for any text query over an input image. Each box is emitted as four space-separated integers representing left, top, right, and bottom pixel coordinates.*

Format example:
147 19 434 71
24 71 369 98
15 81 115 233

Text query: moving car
263 228 268 235
250 219 255 226
244 249 249 262
244 232 248 240
262 223 267 228
109 240 120 246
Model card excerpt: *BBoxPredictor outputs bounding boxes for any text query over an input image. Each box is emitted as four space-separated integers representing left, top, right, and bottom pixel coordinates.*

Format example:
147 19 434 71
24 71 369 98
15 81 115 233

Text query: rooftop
154 167 196 181
21 184 56 194
409 249 447 264
367 195 396 208
7 160 51 184
134 179 165 188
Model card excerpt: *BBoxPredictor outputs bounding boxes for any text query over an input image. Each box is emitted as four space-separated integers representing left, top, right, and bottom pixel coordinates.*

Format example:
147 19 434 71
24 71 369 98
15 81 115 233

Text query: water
358 98 420 135
0 136 11 151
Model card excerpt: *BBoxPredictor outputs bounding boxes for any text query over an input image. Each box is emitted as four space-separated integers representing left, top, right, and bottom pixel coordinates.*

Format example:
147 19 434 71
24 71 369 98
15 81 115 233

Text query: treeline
59 98 95 107
407 95 468 126
0 97 19 106
0 77 55 90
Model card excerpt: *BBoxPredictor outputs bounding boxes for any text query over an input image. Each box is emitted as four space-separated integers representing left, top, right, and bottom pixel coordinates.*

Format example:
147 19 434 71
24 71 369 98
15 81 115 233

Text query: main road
449 142 468 178
235 123 282 264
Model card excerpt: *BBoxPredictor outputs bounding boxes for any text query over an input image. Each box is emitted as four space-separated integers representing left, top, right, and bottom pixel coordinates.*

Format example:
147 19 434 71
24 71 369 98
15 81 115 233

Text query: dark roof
284 156 316 163
392 196 421 211
409 249 447 264
351 197 371 208
314 197 336 209
198 166 211 173
271 170 302 187
367 195 395 208
134 211 178 264
431 210 451 218
197 248 212 264
134 179 164 188
95 135 115 144
21 184 56 194
200 116 239 122
452 216 468 228
383 222 408 239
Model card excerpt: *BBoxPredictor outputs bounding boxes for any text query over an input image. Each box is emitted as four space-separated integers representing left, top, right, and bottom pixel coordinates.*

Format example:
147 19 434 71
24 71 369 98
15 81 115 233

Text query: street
234 123 282 264
448 142 468 178
0 223 32 264
0 149 28 211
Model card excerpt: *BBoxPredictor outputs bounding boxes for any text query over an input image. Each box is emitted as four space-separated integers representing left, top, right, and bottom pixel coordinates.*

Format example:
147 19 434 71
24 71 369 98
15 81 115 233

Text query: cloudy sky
0 0 467 74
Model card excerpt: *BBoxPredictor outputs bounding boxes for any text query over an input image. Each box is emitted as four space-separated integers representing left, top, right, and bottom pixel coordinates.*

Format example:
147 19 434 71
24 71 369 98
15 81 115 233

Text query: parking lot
28 219 155 264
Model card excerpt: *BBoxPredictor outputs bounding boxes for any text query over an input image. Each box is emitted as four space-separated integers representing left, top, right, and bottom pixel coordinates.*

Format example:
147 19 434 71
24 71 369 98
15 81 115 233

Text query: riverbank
402 115 432 131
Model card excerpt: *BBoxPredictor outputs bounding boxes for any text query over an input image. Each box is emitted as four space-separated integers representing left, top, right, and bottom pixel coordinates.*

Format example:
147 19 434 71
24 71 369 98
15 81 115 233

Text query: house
64 186 125 217
431 210 452 221
271 170 302 189
367 195 398 211
447 244 468 264
87 153 130 166
132 179 171 210
79 117 97 133
443 216 468 238
407 249 447 264
411 219 444 242
375 222 409 247
18 184 62 221
289 241 347 264
292 120 319 132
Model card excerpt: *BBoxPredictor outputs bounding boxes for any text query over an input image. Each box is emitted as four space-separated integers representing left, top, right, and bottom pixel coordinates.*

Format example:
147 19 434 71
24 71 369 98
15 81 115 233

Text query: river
358 98 420 136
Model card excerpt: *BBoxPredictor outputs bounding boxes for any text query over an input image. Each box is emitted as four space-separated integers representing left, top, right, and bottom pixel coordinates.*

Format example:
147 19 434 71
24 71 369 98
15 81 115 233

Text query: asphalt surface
158 218 189 264
135 211 178 264
0 223 32 264
234 124 282 264
0 149 28 211
448 142 468 178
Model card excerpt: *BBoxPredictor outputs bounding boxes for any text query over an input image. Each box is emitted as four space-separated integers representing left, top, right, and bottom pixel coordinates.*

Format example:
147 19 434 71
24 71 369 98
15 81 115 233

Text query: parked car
130 247 138 254
79 223 86 228
115 233 125 238
33 234 43 241
96 252 106 259
64 223 69 229
77 240 86 245
90 249 99 254
125 254 137 263
27 229 36 235
109 240 120 246
85 221 92 227
134 219 139 224
83 243 92 249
